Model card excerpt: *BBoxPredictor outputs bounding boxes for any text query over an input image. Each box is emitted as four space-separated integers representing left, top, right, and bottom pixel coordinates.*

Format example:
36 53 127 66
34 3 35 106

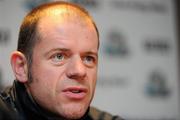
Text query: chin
65 112 85 120
58 104 89 119
62 109 87 120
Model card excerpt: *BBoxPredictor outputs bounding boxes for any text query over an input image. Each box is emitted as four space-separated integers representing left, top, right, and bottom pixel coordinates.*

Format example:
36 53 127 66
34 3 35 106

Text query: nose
66 56 86 80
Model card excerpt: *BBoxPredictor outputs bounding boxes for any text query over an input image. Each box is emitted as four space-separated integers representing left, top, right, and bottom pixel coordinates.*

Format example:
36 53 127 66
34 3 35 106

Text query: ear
11 51 28 83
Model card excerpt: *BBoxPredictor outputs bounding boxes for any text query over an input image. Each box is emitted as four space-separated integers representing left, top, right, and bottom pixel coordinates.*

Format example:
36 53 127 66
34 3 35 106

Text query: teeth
71 90 80 93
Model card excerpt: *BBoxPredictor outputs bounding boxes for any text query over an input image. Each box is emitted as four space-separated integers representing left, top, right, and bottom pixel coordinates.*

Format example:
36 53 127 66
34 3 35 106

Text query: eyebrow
44 48 98 58
85 51 98 58
44 48 71 57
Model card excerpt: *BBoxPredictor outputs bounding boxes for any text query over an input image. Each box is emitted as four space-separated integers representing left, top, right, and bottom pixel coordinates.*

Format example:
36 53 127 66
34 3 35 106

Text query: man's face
26 16 98 119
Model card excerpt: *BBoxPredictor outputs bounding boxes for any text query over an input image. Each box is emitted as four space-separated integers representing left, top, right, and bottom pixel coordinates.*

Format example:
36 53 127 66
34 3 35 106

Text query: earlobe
11 51 28 83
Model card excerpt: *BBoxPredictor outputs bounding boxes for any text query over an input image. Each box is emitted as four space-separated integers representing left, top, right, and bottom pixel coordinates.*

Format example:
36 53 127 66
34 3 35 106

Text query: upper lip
62 86 88 93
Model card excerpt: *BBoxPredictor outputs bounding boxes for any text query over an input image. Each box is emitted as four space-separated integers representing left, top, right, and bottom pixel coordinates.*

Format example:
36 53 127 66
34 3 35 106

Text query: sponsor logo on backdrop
24 0 99 11
145 70 170 98
144 37 171 54
24 0 50 10
0 28 10 44
97 76 129 88
104 29 129 57
69 0 99 8
110 0 168 14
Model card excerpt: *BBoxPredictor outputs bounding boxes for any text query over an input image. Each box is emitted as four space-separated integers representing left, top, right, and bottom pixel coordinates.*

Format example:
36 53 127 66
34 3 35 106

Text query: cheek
88 69 97 93
29 66 66 106
31 64 63 94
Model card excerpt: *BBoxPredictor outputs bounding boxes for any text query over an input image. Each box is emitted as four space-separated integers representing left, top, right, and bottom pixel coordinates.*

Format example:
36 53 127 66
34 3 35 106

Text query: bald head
17 1 99 82
18 1 98 54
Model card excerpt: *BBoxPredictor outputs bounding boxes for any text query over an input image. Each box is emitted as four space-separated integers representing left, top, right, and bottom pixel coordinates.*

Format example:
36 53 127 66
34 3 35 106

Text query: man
0 1 123 120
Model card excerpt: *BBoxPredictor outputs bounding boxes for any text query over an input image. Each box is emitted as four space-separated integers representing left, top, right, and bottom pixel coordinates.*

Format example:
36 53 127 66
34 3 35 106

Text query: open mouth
71 90 82 93
62 87 88 100
63 87 87 93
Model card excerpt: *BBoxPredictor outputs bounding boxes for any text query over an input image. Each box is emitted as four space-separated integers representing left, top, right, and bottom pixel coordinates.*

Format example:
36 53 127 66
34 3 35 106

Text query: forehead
39 5 91 24
35 10 98 50
37 6 96 36
38 13 96 38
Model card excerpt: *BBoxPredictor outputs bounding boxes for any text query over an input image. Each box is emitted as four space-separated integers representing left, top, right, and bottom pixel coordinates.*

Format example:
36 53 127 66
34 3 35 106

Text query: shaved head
17 1 99 82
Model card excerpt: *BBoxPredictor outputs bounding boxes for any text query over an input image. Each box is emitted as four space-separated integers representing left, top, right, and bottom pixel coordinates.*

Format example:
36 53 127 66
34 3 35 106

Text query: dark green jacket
0 81 124 120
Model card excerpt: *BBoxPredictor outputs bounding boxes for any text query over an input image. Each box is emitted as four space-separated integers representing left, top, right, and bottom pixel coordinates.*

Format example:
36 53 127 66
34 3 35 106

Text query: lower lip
63 91 86 100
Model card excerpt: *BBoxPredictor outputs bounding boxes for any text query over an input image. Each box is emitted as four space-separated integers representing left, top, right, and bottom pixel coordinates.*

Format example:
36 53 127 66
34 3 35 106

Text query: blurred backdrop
0 0 179 119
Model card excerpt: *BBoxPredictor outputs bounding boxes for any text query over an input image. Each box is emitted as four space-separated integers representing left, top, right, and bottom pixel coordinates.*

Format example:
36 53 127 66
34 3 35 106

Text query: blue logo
69 0 99 8
104 29 129 57
145 70 170 98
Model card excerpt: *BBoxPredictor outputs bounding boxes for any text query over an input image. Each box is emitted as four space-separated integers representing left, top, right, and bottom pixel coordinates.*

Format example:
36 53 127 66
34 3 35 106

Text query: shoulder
0 87 18 120
89 106 124 120
0 86 15 110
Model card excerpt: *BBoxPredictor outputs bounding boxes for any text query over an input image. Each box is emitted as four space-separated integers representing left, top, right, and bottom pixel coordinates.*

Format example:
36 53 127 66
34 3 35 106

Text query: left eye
52 53 65 62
